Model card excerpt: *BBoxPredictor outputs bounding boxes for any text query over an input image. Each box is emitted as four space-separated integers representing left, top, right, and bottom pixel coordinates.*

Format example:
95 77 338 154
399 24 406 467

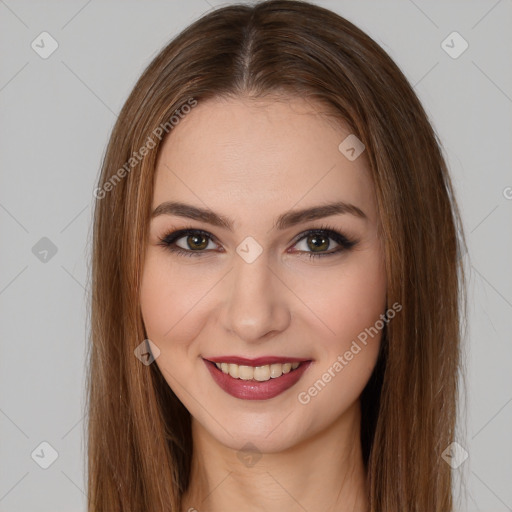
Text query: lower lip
204 359 312 400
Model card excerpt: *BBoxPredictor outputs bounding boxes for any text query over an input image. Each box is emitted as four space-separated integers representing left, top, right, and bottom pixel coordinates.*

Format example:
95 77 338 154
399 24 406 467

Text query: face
140 95 387 453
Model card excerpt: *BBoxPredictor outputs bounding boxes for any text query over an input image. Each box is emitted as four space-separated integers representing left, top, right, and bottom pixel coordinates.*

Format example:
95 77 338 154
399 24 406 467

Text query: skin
140 94 387 512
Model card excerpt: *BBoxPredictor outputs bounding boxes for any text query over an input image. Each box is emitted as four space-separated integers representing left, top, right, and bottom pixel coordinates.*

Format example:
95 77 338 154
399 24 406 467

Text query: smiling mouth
206 360 307 382
203 358 313 400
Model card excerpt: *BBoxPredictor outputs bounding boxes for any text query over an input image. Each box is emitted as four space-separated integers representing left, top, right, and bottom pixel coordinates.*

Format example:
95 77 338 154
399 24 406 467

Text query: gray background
1 0 511 510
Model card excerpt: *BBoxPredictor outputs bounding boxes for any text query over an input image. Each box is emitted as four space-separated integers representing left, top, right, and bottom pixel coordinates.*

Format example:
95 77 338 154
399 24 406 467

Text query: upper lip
204 356 311 366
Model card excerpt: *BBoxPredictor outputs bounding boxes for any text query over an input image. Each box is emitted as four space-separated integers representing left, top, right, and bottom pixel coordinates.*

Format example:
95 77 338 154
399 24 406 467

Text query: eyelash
157 224 358 260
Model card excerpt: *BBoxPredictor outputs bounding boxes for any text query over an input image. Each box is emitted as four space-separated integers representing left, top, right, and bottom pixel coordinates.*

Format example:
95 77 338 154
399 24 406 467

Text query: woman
87 1 467 510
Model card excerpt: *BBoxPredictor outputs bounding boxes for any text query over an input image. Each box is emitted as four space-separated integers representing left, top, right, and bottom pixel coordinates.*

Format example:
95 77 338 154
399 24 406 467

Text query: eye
157 228 219 257
290 225 357 259
157 224 358 259
291 228 355 258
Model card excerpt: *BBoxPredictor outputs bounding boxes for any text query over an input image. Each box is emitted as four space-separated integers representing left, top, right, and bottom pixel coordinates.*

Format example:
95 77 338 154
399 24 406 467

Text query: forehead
152 95 377 225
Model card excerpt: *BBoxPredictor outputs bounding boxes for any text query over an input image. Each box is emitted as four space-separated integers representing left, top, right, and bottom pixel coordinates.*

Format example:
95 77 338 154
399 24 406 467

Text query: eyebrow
151 200 367 230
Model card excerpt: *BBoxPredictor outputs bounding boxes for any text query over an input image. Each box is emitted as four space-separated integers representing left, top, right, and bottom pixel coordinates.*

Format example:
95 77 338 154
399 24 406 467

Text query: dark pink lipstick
203 357 312 400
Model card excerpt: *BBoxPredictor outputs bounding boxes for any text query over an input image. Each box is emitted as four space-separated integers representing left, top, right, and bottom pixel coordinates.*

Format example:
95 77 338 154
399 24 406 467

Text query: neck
181 400 369 512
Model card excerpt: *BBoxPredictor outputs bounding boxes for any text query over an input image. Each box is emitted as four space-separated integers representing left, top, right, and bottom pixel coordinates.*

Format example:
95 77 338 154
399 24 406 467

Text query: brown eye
183 233 209 251
306 233 330 252
291 227 357 260
158 228 219 258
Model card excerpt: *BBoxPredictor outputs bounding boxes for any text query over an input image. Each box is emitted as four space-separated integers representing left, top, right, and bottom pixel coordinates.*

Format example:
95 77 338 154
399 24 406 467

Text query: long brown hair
86 1 468 510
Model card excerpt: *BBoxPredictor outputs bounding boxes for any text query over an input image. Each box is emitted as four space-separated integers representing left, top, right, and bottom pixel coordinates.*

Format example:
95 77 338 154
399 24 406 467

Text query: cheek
139 257 170 339
139 256 199 389
293 250 387 350
139 252 211 343
294 256 387 414
335 266 387 343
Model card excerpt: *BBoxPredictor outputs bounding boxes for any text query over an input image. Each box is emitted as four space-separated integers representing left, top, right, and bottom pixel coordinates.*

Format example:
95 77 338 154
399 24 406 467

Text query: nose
219 251 291 344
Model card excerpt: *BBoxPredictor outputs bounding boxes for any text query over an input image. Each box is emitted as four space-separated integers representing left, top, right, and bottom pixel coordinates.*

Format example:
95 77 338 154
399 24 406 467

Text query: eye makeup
156 223 358 260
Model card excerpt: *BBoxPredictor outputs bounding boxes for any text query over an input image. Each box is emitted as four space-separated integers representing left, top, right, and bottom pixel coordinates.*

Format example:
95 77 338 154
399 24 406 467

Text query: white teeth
238 365 254 380
228 363 239 378
213 361 303 381
270 363 283 378
254 365 270 381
